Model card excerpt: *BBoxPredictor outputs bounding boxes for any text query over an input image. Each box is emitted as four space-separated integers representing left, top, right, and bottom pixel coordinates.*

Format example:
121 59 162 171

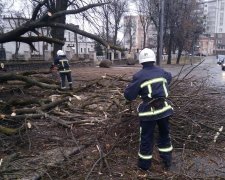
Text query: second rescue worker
124 48 173 172
54 50 73 90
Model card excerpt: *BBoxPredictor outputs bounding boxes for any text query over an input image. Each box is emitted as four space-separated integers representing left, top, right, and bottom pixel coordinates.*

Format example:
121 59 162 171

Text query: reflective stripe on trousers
138 152 152 160
138 127 153 160
138 117 172 169
60 72 72 88
158 145 173 152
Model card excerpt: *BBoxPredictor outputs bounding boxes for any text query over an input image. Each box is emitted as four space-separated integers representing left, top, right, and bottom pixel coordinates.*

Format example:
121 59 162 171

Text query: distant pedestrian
124 48 173 172
54 50 73 90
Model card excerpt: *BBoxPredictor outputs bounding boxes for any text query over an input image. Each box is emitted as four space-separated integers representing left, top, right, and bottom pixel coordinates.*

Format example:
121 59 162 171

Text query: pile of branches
0 67 225 179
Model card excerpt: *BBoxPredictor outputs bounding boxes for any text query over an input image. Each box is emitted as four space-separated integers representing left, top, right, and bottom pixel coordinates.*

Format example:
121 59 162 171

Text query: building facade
198 35 215 55
203 0 225 54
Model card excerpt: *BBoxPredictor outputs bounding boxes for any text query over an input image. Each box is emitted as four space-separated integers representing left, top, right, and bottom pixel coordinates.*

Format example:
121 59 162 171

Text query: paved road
165 56 225 89
198 56 225 88
114 56 224 89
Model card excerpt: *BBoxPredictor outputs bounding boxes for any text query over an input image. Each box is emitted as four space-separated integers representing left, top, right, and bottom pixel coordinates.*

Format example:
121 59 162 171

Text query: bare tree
0 2 5 48
110 0 128 47
93 0 128 59
0 0 124 58
164 0 204 64
143 0 161 63
135 0 204 64
124 15 136 53
136 0 152 48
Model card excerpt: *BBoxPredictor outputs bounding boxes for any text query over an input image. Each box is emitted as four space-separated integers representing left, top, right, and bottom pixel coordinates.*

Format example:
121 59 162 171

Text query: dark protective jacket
124 63 173 121
54 55 71 73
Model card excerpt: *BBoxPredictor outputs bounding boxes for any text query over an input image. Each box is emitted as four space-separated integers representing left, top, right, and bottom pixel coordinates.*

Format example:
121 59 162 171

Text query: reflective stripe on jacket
124 64 173 121
54 55 71 73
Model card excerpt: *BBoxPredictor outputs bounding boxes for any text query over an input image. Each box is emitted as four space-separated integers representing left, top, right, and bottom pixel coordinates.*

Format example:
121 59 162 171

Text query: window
221 3 224 10
68 32 70 41
220 13 224 26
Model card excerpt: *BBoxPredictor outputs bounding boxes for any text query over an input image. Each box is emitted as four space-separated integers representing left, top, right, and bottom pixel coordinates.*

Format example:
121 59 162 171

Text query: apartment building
203 0 225 54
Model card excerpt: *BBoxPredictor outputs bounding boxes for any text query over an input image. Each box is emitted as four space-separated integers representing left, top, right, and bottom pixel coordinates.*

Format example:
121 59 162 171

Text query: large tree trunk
113 23 118 59
51 0 68 57
156 31 160 65
143 31 146 48
167 33 173 64
0 73 58 89
176 46 183 64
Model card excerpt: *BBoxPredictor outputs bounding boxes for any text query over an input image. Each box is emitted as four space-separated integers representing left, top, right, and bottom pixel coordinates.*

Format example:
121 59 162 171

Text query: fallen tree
0 1 125 52
0 72 58 89
0 64 225 179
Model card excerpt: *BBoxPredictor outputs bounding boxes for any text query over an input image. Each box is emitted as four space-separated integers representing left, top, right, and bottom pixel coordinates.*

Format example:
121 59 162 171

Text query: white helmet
139 48 156 64
57 50 65 56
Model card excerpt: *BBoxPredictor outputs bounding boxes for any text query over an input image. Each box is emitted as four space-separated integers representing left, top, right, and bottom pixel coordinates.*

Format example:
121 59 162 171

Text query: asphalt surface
112 56 224 89
164 56 225 89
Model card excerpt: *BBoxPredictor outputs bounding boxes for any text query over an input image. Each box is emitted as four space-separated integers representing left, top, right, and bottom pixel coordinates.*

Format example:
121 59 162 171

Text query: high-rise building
203 0 225 54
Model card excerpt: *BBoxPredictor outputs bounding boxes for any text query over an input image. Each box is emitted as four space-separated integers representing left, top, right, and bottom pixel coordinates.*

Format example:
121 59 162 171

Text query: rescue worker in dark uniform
54 50 73 90
124 48 173 171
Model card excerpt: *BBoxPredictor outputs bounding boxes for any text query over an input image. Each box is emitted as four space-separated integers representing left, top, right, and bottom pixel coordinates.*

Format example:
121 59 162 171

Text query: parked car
221 61 225 70
217 55 225 65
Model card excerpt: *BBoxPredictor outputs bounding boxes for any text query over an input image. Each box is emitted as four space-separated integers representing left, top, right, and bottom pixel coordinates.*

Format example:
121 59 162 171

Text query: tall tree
173 0 204 64
110 0 128 47
136 0 152 48
143 0 161 63
50 0 68 56
124 15 136 53
96 0 127 59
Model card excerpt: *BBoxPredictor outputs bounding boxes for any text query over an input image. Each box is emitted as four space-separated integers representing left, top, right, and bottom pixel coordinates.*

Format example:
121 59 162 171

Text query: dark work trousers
59 72 72 89
138 116 173 170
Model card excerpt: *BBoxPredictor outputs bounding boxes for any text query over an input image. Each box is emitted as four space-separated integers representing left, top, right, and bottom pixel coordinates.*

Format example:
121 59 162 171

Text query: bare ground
0 65 225 180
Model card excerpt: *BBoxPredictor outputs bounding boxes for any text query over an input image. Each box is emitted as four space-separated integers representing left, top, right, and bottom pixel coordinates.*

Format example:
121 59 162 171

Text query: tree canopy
0 0 125 54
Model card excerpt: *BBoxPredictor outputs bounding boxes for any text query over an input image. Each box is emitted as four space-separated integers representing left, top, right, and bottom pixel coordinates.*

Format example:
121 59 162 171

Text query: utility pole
158 0 165 66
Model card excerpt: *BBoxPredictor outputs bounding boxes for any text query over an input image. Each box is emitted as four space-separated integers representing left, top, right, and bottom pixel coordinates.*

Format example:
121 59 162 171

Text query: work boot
60 86 66 91
162 159 171 170
138 158 151 171
69 84 73 90
159 152 172 170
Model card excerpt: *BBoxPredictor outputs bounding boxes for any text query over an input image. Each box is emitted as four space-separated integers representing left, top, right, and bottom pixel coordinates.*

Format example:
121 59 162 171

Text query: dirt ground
1 64 225 180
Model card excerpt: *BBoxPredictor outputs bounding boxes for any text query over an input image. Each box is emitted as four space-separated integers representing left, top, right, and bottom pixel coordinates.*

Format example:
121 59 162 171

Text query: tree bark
0 73 58 89
51 0 68 57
